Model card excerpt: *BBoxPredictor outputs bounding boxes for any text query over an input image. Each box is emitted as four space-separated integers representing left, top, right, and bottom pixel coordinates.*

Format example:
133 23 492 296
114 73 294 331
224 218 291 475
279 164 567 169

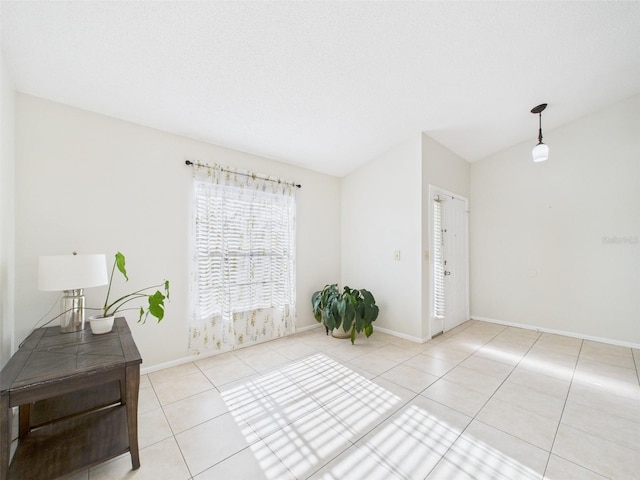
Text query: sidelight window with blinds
189 164 296 354
433 196 445 318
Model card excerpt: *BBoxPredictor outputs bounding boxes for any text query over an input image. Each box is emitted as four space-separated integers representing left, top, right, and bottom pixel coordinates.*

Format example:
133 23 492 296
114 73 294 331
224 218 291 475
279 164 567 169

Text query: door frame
428 185 470 338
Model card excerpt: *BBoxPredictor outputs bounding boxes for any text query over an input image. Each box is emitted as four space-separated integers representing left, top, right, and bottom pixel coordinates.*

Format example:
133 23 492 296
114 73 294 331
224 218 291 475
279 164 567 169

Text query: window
190 164 296 354
433 196 445 318
193 182 295 321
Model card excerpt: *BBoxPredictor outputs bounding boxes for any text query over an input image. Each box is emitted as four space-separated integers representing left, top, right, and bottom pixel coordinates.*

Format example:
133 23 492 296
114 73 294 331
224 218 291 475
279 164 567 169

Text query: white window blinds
193 181 296 324
433 197 445 318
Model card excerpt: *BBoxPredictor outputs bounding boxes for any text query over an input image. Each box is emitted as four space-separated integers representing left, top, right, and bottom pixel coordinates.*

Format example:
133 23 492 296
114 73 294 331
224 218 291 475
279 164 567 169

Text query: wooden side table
0 317 142 480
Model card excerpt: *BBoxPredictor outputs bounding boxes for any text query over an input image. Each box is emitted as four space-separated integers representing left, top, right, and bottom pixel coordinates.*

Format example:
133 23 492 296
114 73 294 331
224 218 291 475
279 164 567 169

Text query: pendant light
531 103 548 162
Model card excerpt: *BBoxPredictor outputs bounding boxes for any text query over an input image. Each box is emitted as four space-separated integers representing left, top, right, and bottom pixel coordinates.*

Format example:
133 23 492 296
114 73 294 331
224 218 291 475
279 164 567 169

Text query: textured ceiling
2 1 640 177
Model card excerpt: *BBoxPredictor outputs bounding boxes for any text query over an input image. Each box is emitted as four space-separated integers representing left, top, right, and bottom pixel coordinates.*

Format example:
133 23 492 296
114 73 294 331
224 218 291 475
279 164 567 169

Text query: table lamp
38 253 108 333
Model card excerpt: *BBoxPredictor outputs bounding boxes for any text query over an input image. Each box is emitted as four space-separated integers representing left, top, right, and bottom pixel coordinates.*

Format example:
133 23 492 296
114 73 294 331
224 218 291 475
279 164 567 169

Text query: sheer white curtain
189 164 296 355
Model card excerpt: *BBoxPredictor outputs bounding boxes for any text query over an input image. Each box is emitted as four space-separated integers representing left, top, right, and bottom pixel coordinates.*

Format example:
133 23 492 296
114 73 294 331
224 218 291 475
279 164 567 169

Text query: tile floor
20 320 640 479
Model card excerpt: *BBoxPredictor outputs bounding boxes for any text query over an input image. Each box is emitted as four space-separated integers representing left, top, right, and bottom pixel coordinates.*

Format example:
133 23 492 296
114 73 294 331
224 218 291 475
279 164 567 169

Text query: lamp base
60 289 86 333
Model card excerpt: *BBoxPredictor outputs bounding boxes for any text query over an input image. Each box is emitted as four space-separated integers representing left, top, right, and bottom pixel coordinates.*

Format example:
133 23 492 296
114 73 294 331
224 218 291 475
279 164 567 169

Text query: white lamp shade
532 143 549 162
39 254 108 291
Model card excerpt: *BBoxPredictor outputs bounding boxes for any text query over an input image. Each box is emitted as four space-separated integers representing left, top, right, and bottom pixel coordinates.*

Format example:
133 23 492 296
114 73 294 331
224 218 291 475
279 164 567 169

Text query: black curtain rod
185 160 301 188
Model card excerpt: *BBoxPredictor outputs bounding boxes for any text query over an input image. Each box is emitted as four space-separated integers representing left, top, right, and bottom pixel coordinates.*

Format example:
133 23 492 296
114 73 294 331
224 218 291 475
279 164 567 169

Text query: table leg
18 404 31 438
1 395 10 480
124 365 140 470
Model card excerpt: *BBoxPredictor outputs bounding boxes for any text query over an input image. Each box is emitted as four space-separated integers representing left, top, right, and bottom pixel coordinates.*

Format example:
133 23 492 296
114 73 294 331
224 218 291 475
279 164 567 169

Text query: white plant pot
331 328 351 339
89 315 115 335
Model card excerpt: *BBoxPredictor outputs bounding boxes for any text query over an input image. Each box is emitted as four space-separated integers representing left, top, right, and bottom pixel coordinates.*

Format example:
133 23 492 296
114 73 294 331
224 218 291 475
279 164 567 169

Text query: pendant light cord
538 113 544 144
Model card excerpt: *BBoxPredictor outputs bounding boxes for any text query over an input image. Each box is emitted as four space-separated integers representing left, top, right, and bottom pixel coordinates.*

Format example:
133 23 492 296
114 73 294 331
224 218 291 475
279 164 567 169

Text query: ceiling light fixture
530 103 549 162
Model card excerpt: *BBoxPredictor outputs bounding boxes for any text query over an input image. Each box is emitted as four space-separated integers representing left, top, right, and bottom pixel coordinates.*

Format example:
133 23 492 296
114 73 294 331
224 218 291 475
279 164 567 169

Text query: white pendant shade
39 254 108 291
532 142 549 163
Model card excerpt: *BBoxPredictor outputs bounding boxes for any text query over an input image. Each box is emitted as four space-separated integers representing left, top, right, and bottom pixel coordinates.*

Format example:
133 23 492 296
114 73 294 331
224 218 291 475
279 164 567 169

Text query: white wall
341 134 469 342
0 52 16 368
470 95 640 345
422 134 471 198
13 89 636 371
341 136 423 340
421 135 470 338
15 94 341 367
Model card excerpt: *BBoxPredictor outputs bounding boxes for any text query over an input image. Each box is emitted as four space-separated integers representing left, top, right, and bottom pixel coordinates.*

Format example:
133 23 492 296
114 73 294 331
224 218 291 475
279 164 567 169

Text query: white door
430 188 469 337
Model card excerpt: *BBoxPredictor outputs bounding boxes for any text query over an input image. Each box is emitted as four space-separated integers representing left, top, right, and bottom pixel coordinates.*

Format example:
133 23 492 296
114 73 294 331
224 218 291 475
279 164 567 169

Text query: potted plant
89 252 170 334
311 284 379 344
312 284 341 335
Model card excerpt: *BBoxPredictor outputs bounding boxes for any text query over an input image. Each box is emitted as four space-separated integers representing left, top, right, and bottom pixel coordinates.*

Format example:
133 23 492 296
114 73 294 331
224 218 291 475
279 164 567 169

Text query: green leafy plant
101 252 170 323
311 283 341 329
311 284 379 344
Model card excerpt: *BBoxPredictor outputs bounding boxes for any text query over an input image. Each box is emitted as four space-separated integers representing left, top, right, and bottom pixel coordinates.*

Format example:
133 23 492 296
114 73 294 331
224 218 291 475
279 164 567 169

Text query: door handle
444 271 451 276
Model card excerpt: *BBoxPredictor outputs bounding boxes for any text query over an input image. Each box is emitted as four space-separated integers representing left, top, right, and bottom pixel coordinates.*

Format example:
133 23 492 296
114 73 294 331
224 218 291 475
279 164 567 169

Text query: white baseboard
374 326 428 344
471 315 640 350
141 323 324 375
142 317 638 375
296 323 323 333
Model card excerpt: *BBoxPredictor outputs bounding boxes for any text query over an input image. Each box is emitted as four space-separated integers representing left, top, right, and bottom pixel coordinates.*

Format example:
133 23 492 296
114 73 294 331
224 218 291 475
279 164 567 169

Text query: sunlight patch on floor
476 344 526 365
572 369 640 399
220 353 545 479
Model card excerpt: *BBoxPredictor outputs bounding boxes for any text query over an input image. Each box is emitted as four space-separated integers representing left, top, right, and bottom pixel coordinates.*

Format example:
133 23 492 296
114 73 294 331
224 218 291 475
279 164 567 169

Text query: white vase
88 315 115 335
